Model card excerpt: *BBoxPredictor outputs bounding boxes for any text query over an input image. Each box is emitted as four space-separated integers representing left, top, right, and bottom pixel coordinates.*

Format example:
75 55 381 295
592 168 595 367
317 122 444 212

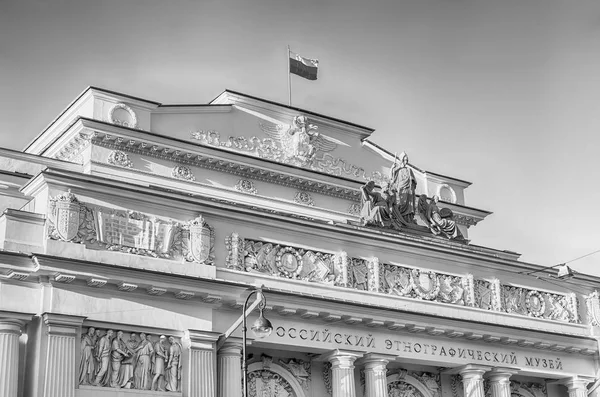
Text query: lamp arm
216 290 263 350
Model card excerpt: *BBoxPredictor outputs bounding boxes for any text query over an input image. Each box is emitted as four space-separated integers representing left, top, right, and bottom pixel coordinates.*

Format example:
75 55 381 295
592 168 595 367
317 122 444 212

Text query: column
185 330 220 397
459 365 491 397
323 349 363 397
563 377 591 397
42 313 84 397
488 368 519 397
218 339 243 397
0 316 27 397
359 353 394 397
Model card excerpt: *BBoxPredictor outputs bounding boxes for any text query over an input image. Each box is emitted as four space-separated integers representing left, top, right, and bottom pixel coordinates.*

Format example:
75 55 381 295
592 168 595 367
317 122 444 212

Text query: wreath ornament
275 247 303 278
525 290 546 317
411 269 441 300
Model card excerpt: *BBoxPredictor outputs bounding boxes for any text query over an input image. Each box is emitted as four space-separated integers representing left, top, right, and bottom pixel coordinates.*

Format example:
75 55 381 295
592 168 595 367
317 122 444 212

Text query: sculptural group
79 328 182 392
360 152 464 241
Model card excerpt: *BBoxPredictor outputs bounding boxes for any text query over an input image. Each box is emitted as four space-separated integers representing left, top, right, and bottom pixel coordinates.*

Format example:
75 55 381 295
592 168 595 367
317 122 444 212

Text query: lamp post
217 288 273 397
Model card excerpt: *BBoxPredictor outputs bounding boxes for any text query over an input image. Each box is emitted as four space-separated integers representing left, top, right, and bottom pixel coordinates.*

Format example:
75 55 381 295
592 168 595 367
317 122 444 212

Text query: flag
289 52 319 81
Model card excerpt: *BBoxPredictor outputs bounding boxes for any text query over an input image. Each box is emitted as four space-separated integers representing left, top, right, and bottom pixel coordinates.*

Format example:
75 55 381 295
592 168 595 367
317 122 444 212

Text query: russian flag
289 52 319 81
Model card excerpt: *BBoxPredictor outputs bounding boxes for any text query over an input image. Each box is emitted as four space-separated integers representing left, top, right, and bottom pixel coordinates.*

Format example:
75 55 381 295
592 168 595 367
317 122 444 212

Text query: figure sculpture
417 195 464 241
93 329 114 386
389 152 417 224
120 333 140 389
360 181 404 230
78 327 96 385
165 336 182 392
152 335 168 391
110 331 131 388
134 333 154 390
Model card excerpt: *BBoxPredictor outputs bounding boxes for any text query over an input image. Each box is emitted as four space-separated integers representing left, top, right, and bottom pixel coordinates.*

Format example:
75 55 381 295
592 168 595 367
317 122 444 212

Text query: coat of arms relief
47 190 215 264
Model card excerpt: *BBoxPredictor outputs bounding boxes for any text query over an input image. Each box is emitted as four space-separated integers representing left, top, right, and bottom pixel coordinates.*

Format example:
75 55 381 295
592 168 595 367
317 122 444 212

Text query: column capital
357 353 396 368
551 376 594 390
185 329 220 350
42 312 85 336
487 367 519 382
321 349 363 368
458 364 492 379
218 337 243 356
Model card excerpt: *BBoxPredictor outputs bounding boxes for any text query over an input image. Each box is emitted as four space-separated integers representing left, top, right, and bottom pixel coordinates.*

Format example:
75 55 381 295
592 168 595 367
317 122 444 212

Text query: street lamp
217 288 273 397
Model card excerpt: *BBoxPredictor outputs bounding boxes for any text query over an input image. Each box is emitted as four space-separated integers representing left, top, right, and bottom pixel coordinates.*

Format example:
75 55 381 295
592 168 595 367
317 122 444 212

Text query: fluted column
359 353 393 397
323 350 363 397
488 368 518 397
218 339 243 397
0 318 25 397
185 330 220 397
459 365 490 397
564 377 591 397
42 313 84 397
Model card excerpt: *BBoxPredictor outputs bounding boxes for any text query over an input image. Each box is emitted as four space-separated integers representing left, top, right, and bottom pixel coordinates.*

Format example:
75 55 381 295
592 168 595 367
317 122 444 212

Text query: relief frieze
47 190 215 264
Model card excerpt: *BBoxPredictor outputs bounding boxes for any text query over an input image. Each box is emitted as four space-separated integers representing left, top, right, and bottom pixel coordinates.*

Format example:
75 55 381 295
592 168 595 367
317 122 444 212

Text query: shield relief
188 218 214 264
50 196 81 242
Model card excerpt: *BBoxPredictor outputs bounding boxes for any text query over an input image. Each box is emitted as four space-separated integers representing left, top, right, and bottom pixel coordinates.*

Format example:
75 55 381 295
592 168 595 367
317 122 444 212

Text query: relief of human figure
93 329 113 386
120 332 140 389
78 327 96 385
151 335 169 391
165 336 182 392
389 152 417 224
134 333 154 390
109 331 131 388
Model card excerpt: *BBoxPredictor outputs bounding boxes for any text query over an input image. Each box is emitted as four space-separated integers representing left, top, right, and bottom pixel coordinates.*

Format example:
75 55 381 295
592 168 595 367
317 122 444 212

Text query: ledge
77 385 181 397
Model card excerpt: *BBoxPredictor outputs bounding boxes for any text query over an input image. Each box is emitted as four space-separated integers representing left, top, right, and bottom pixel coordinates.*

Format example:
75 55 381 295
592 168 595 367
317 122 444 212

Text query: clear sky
1 0 599 275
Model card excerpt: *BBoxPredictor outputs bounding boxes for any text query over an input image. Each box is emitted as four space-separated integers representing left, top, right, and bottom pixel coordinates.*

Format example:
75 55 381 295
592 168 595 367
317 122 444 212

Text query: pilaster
185 330 220 397
0 312 32 397
322 349 363 397
42 313 85 397
487 368 519 397
218 338 243 397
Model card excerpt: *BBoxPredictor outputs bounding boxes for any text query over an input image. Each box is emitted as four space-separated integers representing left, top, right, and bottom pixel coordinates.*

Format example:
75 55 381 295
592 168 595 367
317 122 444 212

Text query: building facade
0 87 599 397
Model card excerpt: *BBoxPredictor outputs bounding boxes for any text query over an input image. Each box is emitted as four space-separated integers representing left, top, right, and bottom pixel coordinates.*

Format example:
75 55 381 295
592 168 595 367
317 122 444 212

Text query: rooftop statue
389 152 417 224
417 195 465 241
360 181 405 230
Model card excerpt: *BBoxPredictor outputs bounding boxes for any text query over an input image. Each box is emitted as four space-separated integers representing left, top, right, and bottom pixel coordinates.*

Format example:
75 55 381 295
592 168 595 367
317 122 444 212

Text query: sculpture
110 331 131 388
152 335 168 391
79 327 96 385
417 195 464 241
134 333 154 390
93 329 114 386
165 336 182 392
360 181 404 230
120 333 140 389
389 152 417 224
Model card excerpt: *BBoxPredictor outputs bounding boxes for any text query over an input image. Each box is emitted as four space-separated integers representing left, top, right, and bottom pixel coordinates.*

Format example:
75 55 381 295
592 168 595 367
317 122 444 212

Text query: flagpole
287 45 292 106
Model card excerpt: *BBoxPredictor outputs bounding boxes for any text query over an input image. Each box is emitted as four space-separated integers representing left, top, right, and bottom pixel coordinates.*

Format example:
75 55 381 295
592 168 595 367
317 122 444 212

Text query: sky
1 0 599 275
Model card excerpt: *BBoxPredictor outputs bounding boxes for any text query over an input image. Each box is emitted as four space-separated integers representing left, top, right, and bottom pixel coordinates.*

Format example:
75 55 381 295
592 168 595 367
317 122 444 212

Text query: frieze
226 234 582 324
171 165 195 181
190 127 388 183
47 191 215 264
79 328 181 392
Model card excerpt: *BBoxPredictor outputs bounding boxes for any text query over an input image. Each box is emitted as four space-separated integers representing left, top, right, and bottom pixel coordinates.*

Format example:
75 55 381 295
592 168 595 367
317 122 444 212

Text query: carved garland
275 247 304 278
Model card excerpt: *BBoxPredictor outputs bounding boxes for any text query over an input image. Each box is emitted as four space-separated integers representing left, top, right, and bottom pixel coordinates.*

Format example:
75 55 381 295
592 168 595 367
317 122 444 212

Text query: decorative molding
294 191 315 207
175 291 195 300
107 150 133 168
234 179 258 195
5 270 29 281
108 103 138 129
147 286 167 296
586 290 600 326
171 165 195 181
347 202 362 216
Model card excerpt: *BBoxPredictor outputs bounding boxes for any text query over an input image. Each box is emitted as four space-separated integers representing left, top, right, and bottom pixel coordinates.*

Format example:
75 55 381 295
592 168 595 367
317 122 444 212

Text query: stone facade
0 87 597 397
